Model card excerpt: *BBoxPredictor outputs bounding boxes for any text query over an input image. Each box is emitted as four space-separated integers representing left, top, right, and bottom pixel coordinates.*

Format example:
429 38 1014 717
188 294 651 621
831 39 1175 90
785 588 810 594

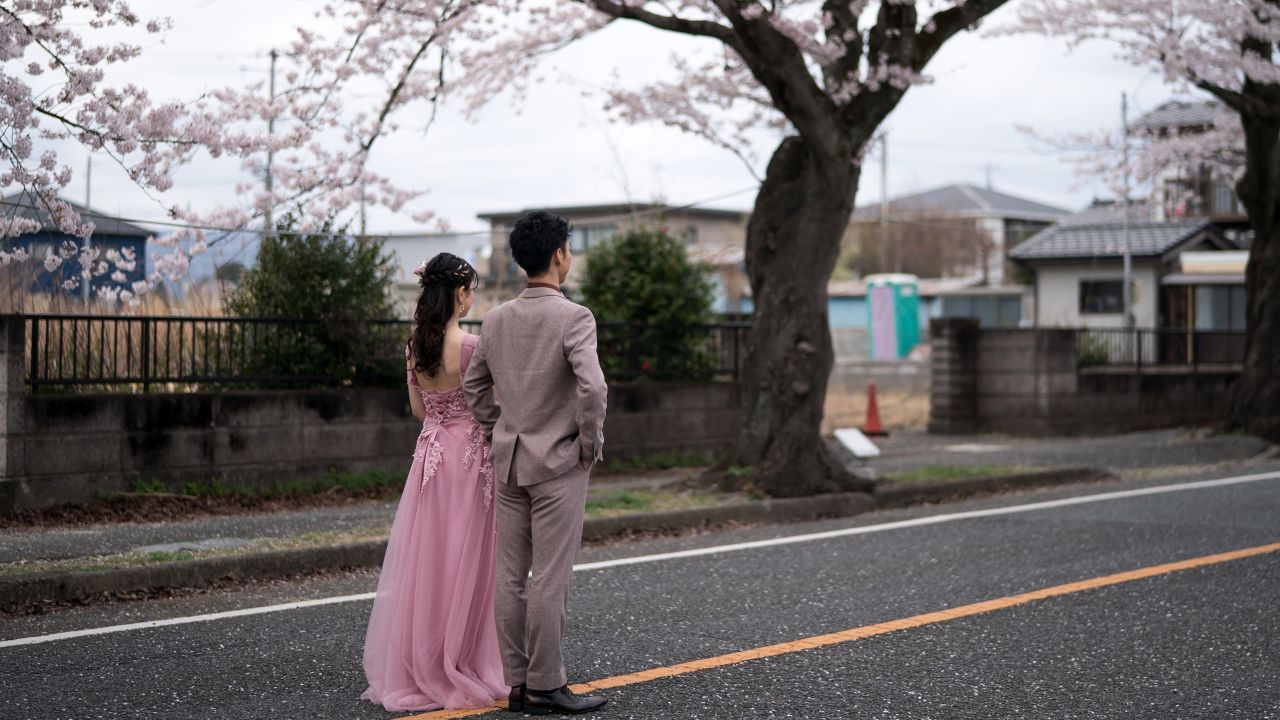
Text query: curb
582 491 877 541
873 466 1113 508
0 541 388 612
1 466 1106 610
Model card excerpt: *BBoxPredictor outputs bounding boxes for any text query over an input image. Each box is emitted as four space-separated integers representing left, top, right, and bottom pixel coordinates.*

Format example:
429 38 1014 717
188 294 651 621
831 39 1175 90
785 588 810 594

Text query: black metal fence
21 313 750 392
595 321 750 382
1075 327 1246 370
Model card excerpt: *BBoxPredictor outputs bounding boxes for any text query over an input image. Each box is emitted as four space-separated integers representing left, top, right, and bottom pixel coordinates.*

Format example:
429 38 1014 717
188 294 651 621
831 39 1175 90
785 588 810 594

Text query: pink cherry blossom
7 0 1007 311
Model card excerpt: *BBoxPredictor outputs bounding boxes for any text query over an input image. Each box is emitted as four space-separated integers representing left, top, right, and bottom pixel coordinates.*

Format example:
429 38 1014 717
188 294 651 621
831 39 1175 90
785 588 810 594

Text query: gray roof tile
1009 218 1214 260
1131 100 1222 131
2 192 153 237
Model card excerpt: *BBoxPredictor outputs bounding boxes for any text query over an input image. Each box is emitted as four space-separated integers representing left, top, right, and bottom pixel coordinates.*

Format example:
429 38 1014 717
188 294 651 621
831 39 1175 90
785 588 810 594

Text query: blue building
2 192 150 297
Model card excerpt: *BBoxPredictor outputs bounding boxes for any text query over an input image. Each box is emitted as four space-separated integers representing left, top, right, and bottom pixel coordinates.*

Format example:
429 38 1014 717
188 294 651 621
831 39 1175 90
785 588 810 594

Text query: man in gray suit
463 211 608 715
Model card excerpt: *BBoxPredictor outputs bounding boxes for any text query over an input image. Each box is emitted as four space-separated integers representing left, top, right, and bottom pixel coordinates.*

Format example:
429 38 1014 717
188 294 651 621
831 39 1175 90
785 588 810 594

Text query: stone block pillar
928 317 979 434
0 315 26 513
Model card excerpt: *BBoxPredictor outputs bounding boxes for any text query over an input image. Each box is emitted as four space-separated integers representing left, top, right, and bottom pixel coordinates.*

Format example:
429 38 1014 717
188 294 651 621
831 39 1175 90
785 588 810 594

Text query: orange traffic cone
861 382 888 437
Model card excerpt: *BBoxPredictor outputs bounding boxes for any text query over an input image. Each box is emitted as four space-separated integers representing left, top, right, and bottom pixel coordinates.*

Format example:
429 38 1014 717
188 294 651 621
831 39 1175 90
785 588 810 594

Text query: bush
579 227 717 380
223 212 402 387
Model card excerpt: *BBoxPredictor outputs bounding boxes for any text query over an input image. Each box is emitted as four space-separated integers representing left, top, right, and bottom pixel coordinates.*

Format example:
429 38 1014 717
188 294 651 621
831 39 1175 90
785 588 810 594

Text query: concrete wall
0 317 741 514
829 360 930 396
3 389 421 513
928 318 1236 435
602 382 741 459
1034 260 1161 328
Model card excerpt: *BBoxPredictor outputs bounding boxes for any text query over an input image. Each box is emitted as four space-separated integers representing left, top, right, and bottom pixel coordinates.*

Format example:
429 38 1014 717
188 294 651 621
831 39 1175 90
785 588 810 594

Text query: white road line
575 469 1280 571
3 468 1278 649
0 593 376 648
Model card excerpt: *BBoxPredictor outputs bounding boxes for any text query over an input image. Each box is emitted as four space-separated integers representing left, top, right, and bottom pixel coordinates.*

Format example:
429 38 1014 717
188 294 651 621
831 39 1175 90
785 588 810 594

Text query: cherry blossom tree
571 0 1012 495
1015 0 1280 443
5 0 1012 495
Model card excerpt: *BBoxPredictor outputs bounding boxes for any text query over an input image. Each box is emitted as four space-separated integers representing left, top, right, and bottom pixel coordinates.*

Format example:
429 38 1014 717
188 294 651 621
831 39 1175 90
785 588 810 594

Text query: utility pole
83 155 92 308
1121 93 1134 333
265 48 278 238
878 131 889 274
359 178 367 238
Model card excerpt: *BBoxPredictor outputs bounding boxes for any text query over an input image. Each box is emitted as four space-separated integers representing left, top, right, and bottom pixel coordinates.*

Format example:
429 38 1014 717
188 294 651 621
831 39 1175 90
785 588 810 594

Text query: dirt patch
823 388 930 434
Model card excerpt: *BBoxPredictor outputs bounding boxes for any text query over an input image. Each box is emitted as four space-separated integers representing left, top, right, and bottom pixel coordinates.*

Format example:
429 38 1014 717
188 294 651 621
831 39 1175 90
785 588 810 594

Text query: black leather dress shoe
523 685 607 715
506 684 526 712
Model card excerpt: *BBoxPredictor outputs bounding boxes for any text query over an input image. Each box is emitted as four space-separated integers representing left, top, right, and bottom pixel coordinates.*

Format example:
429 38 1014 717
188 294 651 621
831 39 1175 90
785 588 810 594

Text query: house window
1212 177 1238 216
940 295 1023 328
682 225 699 245
1079 280 1124 314
1195 285 1247 331
28 240 54 262
568 224 618 253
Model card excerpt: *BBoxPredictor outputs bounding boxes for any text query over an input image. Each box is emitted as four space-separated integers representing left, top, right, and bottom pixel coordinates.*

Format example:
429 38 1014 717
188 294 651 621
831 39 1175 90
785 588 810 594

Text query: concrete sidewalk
861 428 1271 476
0 469 691 566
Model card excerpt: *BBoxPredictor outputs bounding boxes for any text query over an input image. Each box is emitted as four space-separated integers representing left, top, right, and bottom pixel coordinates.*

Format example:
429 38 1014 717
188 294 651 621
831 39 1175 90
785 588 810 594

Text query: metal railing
22 313 750 392
1075 327 1246 370
596 321 750 382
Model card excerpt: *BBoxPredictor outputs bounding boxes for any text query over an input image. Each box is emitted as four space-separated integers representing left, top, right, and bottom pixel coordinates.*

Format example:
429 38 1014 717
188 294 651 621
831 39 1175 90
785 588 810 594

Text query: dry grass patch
823 389 930 434
585 487 749 519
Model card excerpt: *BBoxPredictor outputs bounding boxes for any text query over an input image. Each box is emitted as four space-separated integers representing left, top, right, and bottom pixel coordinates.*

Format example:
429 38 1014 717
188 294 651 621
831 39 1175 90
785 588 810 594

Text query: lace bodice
406 338 476 425
415 384 472 425
405 334 493 507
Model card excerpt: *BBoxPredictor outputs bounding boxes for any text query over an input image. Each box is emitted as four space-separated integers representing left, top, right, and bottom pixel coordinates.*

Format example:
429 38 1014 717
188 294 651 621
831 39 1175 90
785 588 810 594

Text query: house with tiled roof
0 191 151 299
476 202 751 314
1009 201 1245 332
1132 99 1247 225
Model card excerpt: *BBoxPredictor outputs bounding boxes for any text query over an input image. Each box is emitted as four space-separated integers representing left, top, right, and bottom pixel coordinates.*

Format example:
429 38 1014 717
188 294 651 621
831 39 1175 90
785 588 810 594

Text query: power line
0 183 763 242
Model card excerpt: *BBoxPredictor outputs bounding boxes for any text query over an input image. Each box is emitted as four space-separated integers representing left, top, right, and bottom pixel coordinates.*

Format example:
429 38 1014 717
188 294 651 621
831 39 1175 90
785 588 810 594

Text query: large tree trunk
1229 105 1280 443
728 134 872 497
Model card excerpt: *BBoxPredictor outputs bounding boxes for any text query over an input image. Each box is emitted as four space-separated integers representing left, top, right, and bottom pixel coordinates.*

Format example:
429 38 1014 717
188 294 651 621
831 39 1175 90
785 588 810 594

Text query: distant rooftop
852 183 1071 222
1058 200 1159 226
1131 100 1223 131
477 202 749 224
1 191 153 237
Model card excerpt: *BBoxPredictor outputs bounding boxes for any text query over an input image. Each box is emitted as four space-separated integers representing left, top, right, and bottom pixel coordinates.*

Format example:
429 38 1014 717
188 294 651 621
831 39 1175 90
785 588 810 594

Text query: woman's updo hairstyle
409 252 479 377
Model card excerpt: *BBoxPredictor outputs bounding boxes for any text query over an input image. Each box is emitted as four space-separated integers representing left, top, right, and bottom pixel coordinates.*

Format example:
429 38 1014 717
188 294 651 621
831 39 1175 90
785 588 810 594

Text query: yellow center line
401 541 1280 719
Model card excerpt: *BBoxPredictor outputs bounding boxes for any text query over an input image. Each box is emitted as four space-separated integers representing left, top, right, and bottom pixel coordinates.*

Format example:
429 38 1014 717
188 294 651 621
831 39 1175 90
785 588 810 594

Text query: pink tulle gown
361 333 507 712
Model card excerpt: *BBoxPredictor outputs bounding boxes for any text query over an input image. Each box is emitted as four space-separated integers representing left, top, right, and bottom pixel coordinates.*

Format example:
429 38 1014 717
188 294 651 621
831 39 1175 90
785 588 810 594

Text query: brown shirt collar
526 281 560 291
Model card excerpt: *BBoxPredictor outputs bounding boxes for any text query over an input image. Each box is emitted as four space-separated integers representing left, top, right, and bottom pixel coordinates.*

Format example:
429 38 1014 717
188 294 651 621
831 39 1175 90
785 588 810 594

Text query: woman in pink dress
361 252 507 712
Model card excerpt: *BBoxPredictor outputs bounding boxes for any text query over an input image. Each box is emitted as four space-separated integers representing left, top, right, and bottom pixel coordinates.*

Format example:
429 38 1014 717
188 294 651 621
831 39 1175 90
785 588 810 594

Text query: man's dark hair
509 210 571 277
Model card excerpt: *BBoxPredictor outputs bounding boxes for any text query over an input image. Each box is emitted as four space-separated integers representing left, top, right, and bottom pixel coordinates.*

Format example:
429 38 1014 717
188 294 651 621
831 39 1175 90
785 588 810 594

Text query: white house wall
382 234 492 319
977 216 1006 285
1034 261 1160 328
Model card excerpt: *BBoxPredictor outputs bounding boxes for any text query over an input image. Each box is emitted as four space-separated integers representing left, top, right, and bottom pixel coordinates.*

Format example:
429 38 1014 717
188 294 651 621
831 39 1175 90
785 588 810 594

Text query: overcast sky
40 0 1201 243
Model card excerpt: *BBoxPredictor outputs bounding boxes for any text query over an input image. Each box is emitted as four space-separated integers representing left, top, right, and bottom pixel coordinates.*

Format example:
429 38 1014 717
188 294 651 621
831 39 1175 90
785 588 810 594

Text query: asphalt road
2 463 1278 720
